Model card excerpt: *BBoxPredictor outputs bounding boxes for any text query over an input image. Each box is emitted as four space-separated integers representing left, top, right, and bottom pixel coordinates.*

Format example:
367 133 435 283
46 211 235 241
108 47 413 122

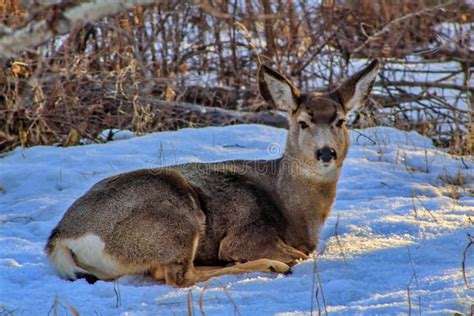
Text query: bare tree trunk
148 99 289 128
261 0 275 58
467 65 473 154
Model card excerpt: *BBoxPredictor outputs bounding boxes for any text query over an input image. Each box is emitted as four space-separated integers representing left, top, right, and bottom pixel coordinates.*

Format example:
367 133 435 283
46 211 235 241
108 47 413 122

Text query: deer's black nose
316 147 337 163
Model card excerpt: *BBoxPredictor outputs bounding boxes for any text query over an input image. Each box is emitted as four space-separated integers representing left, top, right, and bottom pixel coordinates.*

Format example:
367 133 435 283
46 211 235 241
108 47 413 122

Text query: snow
0 124 473 315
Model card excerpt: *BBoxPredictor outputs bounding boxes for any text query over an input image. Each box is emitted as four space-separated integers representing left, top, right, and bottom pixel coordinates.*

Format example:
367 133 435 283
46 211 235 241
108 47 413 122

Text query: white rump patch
49 234 146 280
64 234 122 279
47 238 88 280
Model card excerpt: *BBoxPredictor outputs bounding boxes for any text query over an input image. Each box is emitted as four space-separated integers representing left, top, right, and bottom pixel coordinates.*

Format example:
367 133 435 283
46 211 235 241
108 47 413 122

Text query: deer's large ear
258 64 300 112
333 60 380 113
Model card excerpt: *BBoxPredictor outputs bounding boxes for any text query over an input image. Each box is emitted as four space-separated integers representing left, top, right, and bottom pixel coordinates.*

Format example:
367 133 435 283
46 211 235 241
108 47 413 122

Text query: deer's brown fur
46 60 379 286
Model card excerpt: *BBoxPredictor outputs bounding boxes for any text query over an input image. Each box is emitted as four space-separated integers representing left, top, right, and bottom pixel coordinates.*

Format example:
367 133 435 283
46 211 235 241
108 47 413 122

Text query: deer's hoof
283 267 293 275
268 261 291 274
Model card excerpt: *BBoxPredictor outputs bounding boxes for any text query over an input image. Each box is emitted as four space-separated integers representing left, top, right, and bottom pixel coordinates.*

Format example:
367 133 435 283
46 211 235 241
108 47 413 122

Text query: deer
45 60 380 287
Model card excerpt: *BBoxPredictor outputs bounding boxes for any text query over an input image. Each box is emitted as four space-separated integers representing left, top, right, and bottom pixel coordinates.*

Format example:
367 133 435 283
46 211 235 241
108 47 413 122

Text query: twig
411 193 418 220
462 233 474 290
234 21 261 66
407 248 422 315
413 195 438 222
335 214 348 268
353 130 377 145
198 281 212 316
376 80 473 93
215 281 241 316
47 297 68 316
114 281 122 308
187 289 194 316
352 2 455 55
198 0 280 21
407 273 413 316
314 286 322 316
310 256 328 316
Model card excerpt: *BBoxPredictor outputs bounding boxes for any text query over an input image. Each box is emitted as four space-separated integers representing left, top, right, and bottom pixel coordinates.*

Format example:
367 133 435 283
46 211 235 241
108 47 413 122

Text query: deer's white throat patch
299 162 340 182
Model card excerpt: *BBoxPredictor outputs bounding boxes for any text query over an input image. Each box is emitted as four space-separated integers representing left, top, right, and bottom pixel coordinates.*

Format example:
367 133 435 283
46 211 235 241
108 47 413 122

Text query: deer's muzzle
316 147 337 163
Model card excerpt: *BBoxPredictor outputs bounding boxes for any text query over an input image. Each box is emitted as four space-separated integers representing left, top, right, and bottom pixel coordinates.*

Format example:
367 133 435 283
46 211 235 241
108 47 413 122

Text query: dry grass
310 256 328 316
47 297 79 316
439 169 466 186
462 233 473 290
439 169 471 200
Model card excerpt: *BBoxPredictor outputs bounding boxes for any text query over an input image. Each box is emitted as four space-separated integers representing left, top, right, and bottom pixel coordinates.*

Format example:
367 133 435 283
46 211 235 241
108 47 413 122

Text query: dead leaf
64 129 81 147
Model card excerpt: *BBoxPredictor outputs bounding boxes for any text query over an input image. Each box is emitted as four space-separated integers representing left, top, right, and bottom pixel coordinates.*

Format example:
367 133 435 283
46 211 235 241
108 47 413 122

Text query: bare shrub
0 0 472 154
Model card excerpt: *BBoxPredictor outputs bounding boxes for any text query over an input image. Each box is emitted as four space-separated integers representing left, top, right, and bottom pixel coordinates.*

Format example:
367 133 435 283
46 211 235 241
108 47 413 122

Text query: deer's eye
298 121 309 130
335 119 346 128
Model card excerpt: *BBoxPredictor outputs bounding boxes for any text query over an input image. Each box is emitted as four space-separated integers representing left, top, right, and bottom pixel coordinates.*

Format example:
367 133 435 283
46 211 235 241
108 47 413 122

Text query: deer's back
52 168 204 240
51 161 286 264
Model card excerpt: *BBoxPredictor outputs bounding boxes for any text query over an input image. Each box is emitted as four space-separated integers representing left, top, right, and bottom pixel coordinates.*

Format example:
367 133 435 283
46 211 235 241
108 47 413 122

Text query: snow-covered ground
0 124 473 315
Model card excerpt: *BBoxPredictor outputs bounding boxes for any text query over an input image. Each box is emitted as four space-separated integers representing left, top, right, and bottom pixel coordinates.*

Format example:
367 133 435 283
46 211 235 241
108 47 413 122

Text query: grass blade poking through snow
462 233 474 290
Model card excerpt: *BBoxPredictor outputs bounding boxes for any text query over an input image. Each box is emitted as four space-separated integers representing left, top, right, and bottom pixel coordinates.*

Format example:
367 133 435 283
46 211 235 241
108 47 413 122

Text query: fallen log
110 96 290 130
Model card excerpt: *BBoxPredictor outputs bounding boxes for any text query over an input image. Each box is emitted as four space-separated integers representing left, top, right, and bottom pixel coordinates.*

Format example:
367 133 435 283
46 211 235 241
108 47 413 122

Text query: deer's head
259 60 379 180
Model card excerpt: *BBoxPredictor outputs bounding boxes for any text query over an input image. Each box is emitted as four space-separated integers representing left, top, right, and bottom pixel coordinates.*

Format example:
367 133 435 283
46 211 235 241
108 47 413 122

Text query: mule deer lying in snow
46 60 379 287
